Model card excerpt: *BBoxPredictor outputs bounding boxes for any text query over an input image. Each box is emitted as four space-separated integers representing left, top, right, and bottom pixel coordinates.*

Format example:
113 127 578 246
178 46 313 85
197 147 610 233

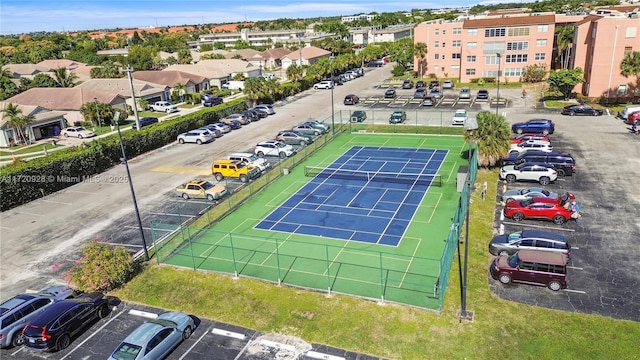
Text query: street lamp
113 111 149 261
330 54 335 135
496 53 502 116
460 116 478 321
93 98 102 130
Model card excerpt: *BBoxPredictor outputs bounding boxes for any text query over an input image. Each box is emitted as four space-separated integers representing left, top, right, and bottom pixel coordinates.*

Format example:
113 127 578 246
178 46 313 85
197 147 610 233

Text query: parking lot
1 301 380 359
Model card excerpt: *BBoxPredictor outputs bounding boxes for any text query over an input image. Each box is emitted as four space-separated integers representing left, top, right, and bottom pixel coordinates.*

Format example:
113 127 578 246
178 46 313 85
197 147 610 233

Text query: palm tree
555 25 574 70
286 64 304 81
1 103 32 145
173 83 187 102
243 77 268 107
52 67 79 87
414 42 428 78
620 51 640 89
464 112 512 167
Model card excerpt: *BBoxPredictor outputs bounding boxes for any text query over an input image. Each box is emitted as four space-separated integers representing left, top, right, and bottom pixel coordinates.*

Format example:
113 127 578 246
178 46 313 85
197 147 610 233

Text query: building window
505 54 528 63
434 66 439 72
435 29 440 35
466 68 476 75
467 42 477 49
452 40 461 47
441 66 445 72
617 84 628 95
453 27 462 35
538 25 549 32
451 65 460 72
468 29 478 36
482 70 499 77
625 27 637 38
534 53 546 60
434 41 439 48
624 46 633 55
504 67 524 76
442 30 446 35
467 55 476 62
483 41 505 54
485 28 506 37
508 27 530 36
452 53 461 59
442 42 446 47
485 55 500 65
536 39 548 46
442 55 446 60
434 54 440 60
507 41 529 51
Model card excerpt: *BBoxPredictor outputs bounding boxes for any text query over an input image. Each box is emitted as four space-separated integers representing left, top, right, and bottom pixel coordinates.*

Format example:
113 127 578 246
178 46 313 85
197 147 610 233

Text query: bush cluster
68 240 140 292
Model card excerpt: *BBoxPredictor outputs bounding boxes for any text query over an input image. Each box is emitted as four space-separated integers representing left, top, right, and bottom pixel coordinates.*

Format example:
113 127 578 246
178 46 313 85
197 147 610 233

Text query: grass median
112 169 639 359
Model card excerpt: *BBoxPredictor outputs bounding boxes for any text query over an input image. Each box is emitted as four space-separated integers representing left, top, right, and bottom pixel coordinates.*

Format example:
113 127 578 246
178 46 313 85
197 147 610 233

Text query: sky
0 0 492 35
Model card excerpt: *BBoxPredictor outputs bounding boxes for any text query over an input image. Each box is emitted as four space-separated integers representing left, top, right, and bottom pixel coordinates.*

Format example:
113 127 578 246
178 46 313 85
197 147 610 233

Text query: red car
504 197 571 224
626 111 640 125
511 133 551 145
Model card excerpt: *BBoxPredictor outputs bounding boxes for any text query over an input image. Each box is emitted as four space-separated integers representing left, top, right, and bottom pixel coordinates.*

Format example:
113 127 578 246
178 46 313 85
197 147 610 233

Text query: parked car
218 117 242 129
177 129 214 144
499 162 558 185
228 152 272 173
131 117 159 130
501 151 576 177
619 105 640 122
343 94 359 105
254 140 296 158
211 159 260 183
502 187 575 203
626 110 640 125
476 89 489 100
60 126 95 139
508 140 553 155
428 80 440 89
414 88 427 99
276 130 313 146
561 104 604 116
384 88 396 98
490 250 568 291
107 312 195 360
22 292 110 352
250 107 269 118
253 104 275 115
503 197 571 224
389 111 407 124
208 122 231 134
511 133 551 145
421 96 435 106
429 88 443 99
175 179 227 201
242 109 259 122
511 119 555 134
442 80 454 89
292 123 323 136
313 81 333 89
458 87 471 99
0 286 78 349
489 230 571 257
402 79 414 89
302 119 330 133
415 80 426 89
198 125 222 138
350 110 367 123
452 109 468 126
223 113 250 125
149 101 178 113
201 94 223 107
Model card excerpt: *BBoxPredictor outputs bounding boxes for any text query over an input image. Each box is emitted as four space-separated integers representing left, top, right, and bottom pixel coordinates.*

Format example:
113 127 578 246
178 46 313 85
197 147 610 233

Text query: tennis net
304 166 442 187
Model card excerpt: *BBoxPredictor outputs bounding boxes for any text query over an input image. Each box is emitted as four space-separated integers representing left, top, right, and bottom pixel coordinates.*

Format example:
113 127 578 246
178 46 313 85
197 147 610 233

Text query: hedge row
0 98 246 211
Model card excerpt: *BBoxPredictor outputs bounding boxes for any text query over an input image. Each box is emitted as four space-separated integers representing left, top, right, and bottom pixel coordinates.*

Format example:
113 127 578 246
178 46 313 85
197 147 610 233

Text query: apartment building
351 24 414 46
414 8 640 99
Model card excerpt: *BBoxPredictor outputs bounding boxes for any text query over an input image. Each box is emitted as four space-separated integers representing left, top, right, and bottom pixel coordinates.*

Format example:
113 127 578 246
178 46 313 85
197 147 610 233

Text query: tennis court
154 133 474 311
255 146 447 246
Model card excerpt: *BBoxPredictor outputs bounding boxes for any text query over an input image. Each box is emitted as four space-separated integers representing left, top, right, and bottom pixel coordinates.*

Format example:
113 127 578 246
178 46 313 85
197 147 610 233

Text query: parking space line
41 199 72 205
564 289 586 294
212 327 246 340
128 309 158 319
59 308 126 360
67 190 95 194
567 265 583 270
260 339 296 352
13 211 44 216
179 326 212 360
306 350 346 360
501 221 575 232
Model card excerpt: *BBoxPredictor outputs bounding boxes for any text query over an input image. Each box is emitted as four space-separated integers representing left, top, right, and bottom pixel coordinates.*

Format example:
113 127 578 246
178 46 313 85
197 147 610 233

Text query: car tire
278 152 286 159
300 140 306 146
183 326 193 340
542 130 549 135
505 174 516 183
499 250 509 256
512 212 525 221
182 193 190 200
556 169 566 177
196 139 202 145
214 173 223 181
206 194 215 201
78 134 83 139
179 138 185 144
57 334 71 350
548 280 562 291
552 215 566 225
504 198 514 203
11 331 25 347
539 177 550 186
64 133 69 137
569 111 575 116
257 151 265 157
516 129 523 134
239 175 248 183
314 131 320 136
97 304 109 319
499 274 511 284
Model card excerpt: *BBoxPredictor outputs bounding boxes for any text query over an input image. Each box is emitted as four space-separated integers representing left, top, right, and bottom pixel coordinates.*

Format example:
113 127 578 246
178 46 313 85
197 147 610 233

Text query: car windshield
276 142 287 148
111 343 142 360
520 198 534 206
507 231 523 242
201 182 214 190
507 253 520 268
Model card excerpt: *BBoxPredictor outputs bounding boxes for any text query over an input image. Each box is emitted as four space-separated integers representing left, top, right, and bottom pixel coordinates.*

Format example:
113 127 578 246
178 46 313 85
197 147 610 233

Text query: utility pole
124 66 141 131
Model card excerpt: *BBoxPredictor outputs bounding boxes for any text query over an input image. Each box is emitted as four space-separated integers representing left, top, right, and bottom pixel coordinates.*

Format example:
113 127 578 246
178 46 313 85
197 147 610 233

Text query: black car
477 89 489 100
201 94 223 107
350 110 367 123
22 292 109 352
416 80 426 89
344 94 359 105
384 88 396 98
502 151 576 177
131 117 159 130
561 104 604 116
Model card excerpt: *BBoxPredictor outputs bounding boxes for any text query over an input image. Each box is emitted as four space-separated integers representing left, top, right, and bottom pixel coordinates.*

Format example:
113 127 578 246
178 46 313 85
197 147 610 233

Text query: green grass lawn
0 141 61 156
113 169 640 359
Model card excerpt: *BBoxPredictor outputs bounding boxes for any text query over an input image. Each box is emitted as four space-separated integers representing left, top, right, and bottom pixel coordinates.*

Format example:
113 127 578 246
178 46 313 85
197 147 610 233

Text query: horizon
0 0 492 36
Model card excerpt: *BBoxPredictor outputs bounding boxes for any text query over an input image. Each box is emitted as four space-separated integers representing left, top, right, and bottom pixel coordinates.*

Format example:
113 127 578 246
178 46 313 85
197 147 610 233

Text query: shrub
68 241 140 292
391 65 406 77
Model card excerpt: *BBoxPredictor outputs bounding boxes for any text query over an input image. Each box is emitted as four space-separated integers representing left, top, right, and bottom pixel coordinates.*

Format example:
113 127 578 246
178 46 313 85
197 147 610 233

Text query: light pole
496 53 502 116
330 54 335 135
93 98 102 130
124 66 141 131
114 111 149 261
460 116 478 321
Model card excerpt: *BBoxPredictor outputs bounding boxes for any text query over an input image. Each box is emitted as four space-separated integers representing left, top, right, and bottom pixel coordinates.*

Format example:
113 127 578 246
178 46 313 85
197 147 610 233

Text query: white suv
228 153 271 173
313 81 334 89
255 140 296 159
499 162 558 185
509 140 553 155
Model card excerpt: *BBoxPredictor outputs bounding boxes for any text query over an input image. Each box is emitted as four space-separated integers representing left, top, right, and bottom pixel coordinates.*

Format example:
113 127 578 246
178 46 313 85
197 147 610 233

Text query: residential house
225 48 262 60
76 78 169 110
133 70 208 94
260 48 291 69
342 14 376 23
280 46 331 69
164 59 260 88
349 24 414 46
0 103 67 147
2 64 44 80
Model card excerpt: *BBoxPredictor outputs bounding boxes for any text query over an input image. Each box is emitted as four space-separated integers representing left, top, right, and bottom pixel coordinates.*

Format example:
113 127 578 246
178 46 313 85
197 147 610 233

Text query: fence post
379 252 385 304
188 228 196 270
229 234 239 278
326 245 332 296
275 238 282 285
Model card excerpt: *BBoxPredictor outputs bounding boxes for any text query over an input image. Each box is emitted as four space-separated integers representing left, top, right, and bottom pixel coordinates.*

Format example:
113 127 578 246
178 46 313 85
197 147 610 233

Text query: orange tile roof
463 14 556 28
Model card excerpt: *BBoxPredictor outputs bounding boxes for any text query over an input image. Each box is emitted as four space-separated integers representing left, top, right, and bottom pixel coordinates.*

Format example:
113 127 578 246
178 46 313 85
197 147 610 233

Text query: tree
243 77 268 107
199 43 213 52
90 61 123 79
547 68 585 100
31 73 58 88
126 45 158 71
464 112 512 167
286 64 304 81
555 25 574 69
80 101 115 127
177 48 193 64
521 64 547 83
0 67 19 100
414 42 428 78
620 51 640 89
200 53 225 60
1 103 33 145
130 31 143 45
68 240 139 292
52 67 79 87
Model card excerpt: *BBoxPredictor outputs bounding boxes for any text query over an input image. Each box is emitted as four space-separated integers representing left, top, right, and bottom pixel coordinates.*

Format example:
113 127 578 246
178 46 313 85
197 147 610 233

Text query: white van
620 105 640 121
228 153 271 173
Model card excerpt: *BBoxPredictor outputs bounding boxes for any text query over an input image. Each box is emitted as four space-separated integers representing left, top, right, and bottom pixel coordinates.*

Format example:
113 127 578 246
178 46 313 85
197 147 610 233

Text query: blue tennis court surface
255 146 448 246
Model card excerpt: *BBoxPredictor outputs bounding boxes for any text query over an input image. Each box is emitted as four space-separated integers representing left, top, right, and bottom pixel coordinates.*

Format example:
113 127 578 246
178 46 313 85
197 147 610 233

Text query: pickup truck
149 101 178 113
211 159 261 183
175 179 227 201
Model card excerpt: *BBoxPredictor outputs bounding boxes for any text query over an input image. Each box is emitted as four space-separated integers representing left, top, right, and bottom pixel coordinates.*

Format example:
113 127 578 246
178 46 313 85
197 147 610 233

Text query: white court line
567 266 583 270
212 327 246 340
41 199 72 205
59 308 126 360
306 350 346 360
564 289 586 294
128 309 158 319
179 326 211 360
